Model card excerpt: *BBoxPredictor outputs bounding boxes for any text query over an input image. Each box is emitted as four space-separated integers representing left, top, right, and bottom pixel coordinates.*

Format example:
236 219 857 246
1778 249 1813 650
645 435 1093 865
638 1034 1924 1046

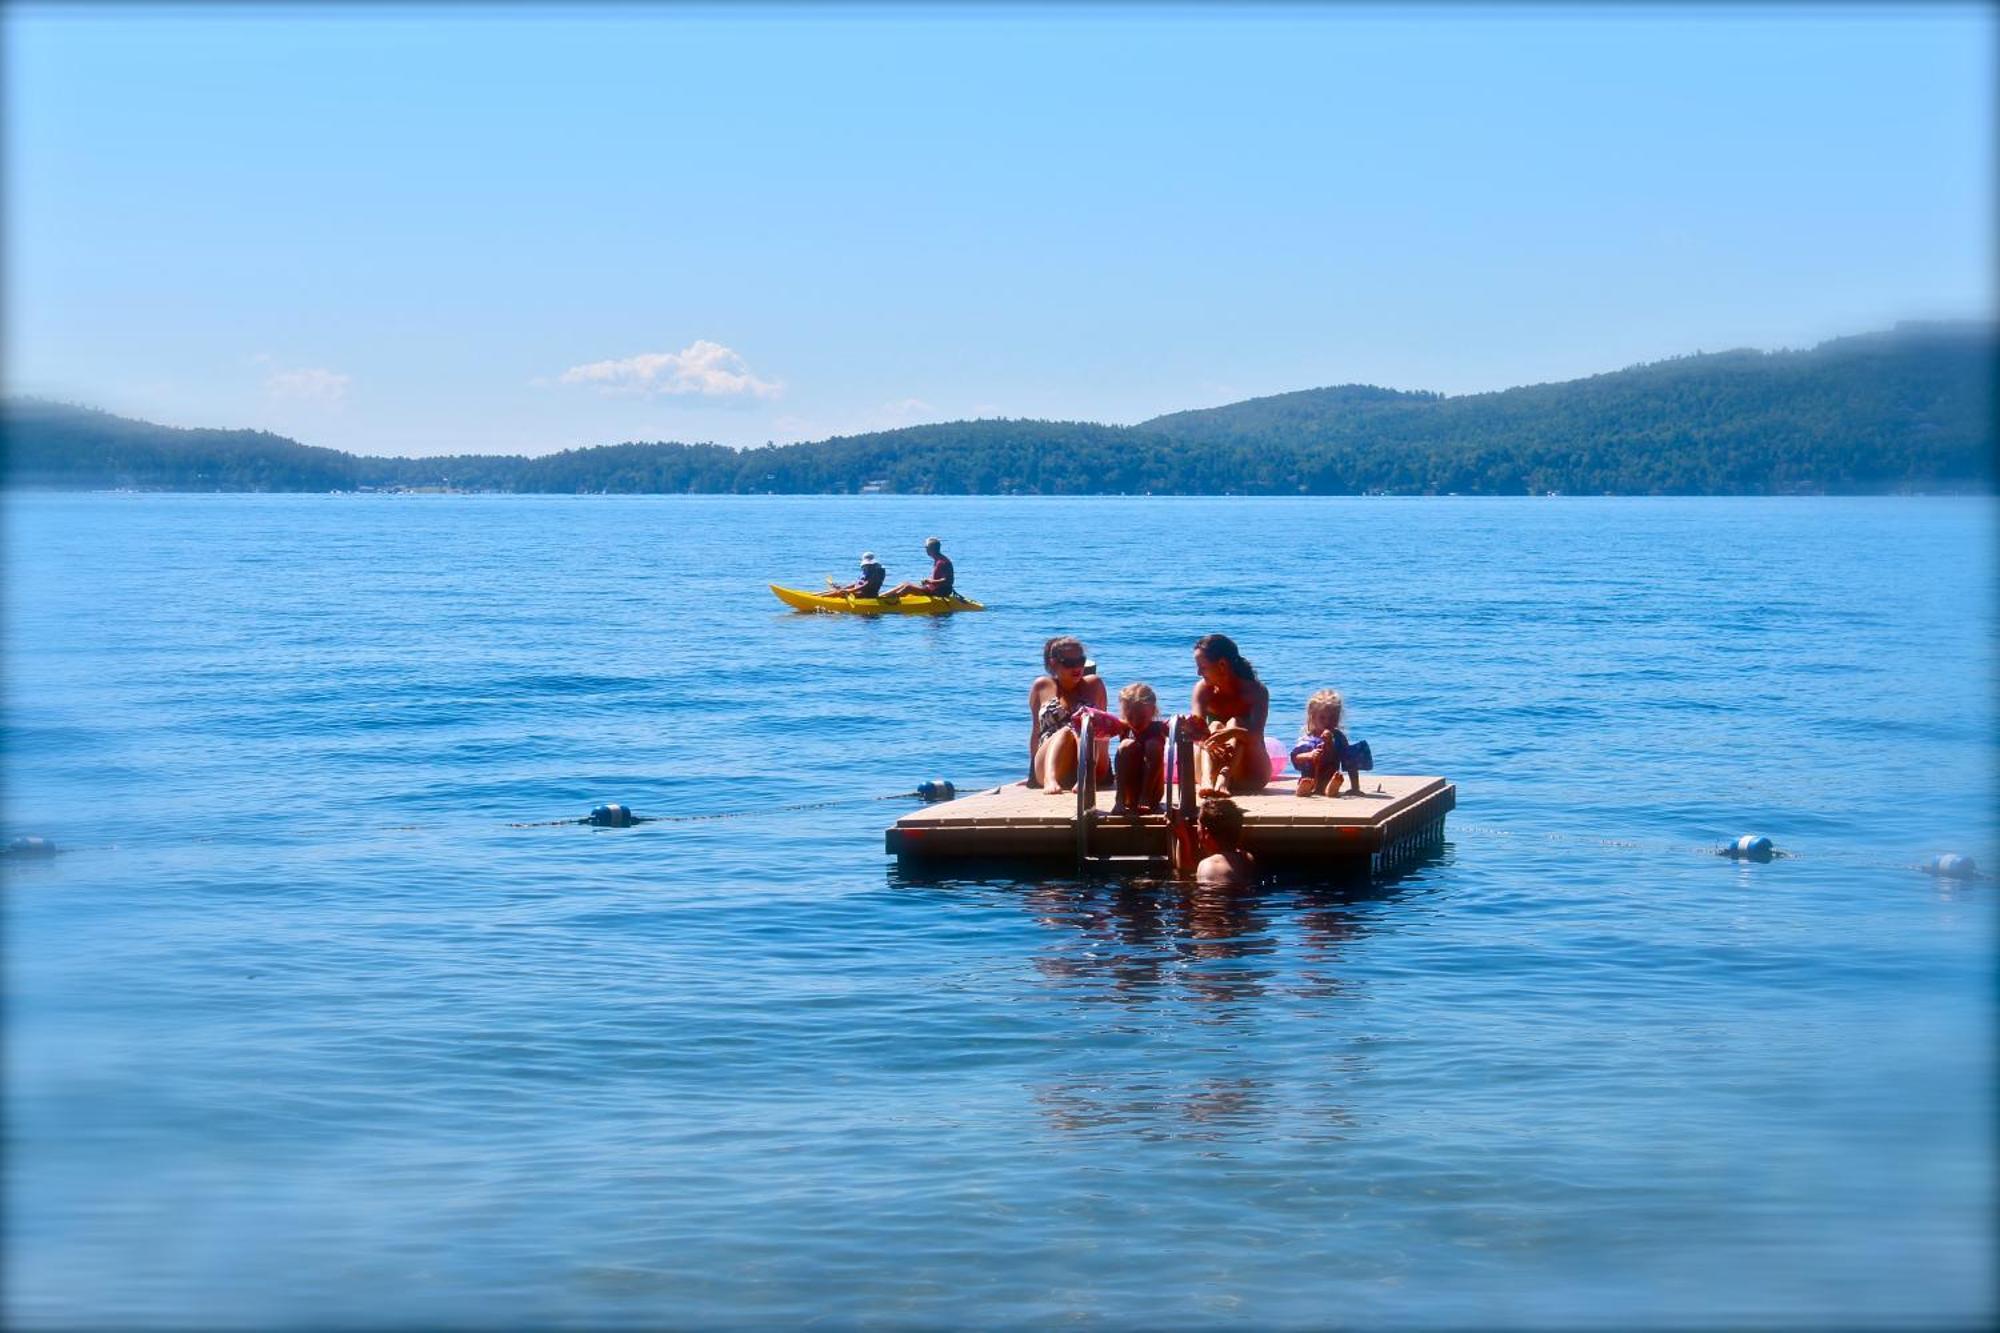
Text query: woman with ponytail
1185 633 1271 797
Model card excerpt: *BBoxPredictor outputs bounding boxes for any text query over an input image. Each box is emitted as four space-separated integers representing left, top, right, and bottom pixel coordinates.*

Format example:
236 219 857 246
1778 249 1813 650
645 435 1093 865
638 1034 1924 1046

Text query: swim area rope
1446 820 1983 878
506 787 940 830
498 789 1980 880
3 794 1979 882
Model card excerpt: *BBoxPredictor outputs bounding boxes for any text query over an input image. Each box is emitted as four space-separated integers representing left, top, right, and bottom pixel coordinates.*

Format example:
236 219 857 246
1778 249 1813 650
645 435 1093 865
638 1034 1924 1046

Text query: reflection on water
1025 877 1276 1006
1034 1075 1281 1143
895 857 1440 1019
995 863 1432 1005
975 870 1429 1147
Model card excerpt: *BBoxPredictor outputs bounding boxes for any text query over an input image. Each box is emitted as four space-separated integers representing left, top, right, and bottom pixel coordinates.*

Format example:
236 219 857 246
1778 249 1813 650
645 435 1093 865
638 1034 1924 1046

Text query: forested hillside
1 402 364 491
1136 324 1992 494
5 324 1990 495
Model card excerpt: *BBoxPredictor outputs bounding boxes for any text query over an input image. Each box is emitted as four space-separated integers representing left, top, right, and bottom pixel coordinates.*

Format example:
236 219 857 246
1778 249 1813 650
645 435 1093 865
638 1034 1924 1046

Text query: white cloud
265 366 351 403
558 340 781 400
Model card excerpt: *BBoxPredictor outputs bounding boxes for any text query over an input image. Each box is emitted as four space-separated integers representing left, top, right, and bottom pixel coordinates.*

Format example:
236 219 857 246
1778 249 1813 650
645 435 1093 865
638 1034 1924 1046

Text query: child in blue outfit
1291 689 1372 797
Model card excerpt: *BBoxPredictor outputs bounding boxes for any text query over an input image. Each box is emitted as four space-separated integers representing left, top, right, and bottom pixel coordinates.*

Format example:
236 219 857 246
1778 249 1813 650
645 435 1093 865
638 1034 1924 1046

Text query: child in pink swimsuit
1067 681 1169 814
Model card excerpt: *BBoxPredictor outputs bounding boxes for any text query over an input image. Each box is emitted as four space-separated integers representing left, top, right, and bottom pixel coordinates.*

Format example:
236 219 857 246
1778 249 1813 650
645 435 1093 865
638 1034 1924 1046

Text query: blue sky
5 3 1992 457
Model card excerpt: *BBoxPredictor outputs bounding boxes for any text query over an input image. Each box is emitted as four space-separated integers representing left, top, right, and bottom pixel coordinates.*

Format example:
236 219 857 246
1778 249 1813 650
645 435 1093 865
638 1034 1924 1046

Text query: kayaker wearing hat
827 551 887 599
881 537 955 601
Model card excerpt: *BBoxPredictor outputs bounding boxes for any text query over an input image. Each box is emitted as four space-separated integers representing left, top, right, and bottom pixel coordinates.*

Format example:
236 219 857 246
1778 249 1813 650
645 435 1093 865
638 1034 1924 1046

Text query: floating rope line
5 794 1978 884
1446 820 1981 877
1451 821 1717 857
501 795 1982 880
507 786 951 830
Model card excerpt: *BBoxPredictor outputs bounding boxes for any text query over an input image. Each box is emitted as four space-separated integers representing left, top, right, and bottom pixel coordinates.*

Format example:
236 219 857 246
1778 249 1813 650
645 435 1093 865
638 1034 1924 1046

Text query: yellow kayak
771 584 986 616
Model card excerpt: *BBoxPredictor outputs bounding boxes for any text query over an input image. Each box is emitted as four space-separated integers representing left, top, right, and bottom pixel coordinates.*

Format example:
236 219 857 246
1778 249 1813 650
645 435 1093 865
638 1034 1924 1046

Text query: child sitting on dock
1066 682 1169 815
1291 689 1372 797
1194 795 1255 887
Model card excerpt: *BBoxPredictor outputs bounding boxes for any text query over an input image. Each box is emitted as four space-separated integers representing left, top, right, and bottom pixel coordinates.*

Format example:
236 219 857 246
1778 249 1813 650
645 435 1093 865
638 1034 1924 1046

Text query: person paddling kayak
881 537 955 601
827 551 887 599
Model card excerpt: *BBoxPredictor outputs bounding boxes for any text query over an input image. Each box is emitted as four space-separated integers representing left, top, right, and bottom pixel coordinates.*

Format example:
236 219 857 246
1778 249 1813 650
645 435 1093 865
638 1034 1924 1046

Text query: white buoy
1724 834 1775 862
1927 853 1977 880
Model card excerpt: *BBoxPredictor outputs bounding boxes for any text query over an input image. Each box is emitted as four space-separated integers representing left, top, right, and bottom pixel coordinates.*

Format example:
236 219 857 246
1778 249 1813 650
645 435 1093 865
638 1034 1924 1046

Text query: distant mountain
4 323 1991 495
1 400 364 492
1133 323 1994 494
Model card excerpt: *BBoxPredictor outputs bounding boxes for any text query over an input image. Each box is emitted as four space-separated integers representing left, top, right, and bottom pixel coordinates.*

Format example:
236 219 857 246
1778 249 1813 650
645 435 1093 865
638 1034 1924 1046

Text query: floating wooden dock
886 774 1455 874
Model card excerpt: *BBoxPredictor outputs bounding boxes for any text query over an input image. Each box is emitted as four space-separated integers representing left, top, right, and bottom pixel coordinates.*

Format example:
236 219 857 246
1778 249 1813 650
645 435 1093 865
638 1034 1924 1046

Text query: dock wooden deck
887 774 1455 873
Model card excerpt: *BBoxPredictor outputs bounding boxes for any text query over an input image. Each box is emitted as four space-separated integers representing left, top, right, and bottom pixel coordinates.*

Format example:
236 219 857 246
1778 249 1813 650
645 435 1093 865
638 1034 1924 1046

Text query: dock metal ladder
1072 712 1202 869
1074 711 1101 865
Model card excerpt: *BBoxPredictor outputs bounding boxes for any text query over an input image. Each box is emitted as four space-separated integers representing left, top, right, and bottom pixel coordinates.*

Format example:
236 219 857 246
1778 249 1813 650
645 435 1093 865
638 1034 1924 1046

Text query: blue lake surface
3 493 1994 1328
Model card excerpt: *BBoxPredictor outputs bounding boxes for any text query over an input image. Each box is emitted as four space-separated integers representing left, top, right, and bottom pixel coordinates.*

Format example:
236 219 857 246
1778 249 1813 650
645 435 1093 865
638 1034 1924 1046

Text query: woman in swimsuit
1186 632 1271 797
1028 635 1109 794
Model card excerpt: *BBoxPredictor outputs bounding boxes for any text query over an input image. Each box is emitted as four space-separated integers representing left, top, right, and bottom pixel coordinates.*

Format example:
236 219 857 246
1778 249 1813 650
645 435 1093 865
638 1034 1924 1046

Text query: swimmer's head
1197 796 1245 848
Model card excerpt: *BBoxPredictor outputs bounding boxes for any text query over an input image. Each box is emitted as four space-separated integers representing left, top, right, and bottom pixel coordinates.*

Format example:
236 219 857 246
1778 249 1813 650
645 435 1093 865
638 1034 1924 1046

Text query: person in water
1185 633 1271 798
1291 687 1364 797
827 551 887 599
881 536 955 600
1028 635 1109 793
1062 681 1169 815
1194 795 1256 887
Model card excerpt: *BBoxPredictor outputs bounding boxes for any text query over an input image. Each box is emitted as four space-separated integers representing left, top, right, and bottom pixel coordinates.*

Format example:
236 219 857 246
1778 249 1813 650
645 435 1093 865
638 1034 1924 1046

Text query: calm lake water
4 493 1994 1328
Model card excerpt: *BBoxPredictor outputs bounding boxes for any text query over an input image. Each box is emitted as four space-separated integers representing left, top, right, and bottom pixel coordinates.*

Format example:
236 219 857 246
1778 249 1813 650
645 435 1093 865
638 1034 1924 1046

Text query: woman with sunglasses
1028 635 1109 794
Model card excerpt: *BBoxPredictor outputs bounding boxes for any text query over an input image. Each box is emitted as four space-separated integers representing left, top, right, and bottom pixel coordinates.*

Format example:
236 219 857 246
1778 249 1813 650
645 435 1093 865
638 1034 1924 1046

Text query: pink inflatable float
1163 735 1292 781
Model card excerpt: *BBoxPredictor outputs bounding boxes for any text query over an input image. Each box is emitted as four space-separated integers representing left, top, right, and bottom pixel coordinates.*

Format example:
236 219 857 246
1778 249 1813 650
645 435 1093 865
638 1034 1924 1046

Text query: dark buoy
1722 834 1774 862
6 836 56 858
588 804 636 828
917 780 956 803
1927 853 1978 880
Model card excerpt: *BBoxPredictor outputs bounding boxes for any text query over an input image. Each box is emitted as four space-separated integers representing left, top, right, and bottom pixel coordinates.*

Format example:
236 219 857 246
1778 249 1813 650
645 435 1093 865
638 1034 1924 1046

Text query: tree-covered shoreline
5 324 1991 496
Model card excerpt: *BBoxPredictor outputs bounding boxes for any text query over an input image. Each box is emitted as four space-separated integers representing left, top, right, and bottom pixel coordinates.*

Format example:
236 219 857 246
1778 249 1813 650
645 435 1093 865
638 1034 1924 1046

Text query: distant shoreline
5 323 1991 497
